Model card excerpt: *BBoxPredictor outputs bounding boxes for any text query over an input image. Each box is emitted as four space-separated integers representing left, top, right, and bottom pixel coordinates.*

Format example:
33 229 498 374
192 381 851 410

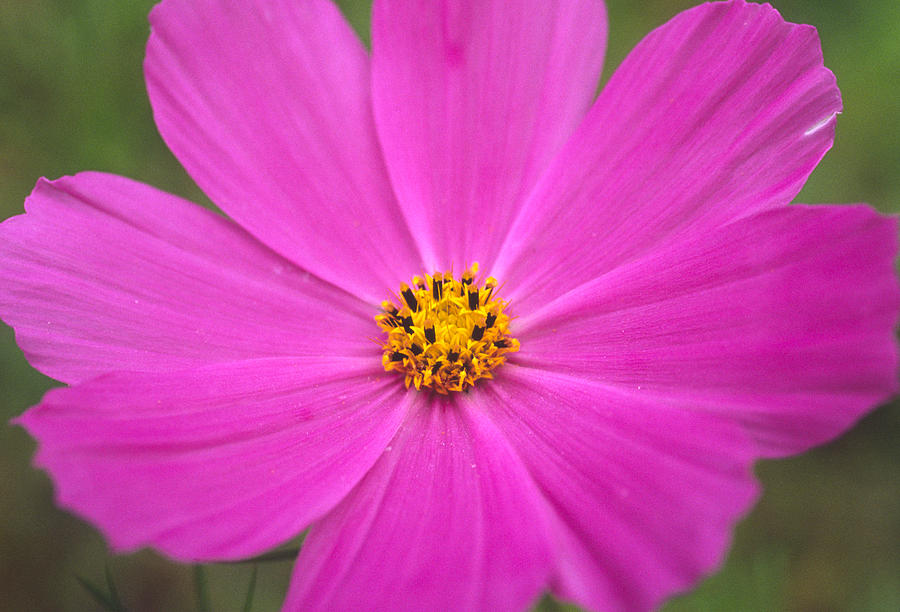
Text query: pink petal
0 173 374 384
482 366 760 612
15 357 408 561
516 204 899 457
284 397 553 611
371 0 607 268
495 0 842 311
145 0 420 301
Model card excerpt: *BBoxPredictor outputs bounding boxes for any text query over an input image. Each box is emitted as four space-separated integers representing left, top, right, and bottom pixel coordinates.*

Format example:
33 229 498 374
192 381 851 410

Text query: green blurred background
1 1 897 610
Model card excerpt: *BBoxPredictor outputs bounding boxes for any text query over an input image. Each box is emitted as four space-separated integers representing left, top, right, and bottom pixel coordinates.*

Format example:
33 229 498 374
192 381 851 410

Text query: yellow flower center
376 263 519 394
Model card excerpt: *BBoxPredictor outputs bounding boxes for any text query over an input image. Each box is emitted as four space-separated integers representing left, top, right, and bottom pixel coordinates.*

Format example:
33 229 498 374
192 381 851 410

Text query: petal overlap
481 366 760 612
284 397 553 612
372 0 608 269
495 0 842 311
16 357 409 561
146 0 421 300
516 204 899 457
0 173 375 384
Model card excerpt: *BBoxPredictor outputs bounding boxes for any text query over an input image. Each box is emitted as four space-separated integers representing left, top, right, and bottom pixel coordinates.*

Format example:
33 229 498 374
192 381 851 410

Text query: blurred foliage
0 1 897 611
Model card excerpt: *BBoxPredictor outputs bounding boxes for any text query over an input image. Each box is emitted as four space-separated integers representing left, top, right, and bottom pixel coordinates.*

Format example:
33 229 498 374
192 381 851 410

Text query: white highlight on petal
804 113 837 136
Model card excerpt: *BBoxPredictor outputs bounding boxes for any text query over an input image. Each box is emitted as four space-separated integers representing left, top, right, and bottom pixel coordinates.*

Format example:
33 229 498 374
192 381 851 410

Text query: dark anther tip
467 290 479 310
402 288 418 311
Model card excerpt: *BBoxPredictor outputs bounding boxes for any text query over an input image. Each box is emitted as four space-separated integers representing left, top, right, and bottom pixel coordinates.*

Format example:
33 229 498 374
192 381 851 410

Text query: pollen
376 263 519 394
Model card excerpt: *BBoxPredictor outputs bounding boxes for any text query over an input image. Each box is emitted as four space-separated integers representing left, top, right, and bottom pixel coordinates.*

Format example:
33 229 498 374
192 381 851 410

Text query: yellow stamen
376 263 519 394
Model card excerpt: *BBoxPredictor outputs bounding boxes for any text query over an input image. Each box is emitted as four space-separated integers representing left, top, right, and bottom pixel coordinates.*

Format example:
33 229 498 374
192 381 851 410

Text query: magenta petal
517 204 899 457
0 173 374 384
371 0 607 268
496 0 842 311
15 357 407 561
145 0 420 300
483 366 760 612
283 398 553 612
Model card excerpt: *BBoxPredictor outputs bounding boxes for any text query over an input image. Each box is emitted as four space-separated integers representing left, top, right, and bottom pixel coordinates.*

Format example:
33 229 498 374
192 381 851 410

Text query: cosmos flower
2 0 897 610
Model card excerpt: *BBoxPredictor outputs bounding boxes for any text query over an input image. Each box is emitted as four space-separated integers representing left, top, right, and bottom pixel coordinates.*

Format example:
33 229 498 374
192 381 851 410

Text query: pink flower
3 0 897 610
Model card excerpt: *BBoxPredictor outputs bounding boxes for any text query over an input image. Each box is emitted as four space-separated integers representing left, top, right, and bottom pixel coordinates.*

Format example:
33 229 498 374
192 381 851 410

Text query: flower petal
482 366 759 612
284 396 553 612
495 0 842 311
15 357 408 561
371 0 608 268
145 0 420 300
0 173 374 384
516 204 899 457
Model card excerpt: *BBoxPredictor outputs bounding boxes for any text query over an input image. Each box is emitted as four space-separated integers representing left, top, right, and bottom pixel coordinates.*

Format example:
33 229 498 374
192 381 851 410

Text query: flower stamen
376 263 519 394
